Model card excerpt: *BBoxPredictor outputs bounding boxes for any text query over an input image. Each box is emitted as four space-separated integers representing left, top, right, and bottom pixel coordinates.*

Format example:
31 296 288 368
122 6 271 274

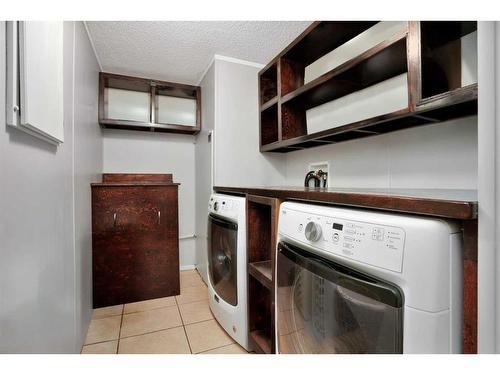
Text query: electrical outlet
308 161 330 187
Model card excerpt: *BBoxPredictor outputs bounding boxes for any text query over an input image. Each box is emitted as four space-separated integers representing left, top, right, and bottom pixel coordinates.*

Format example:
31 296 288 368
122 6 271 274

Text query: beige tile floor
81 269 249 354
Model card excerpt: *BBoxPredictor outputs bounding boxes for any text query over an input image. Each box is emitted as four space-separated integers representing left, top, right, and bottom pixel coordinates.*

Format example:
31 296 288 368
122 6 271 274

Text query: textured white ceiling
86 21 311 85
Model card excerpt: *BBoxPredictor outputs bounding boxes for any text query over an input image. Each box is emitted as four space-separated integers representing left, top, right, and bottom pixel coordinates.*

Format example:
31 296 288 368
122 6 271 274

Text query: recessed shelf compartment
281 33 408 108
260 103 279 146
420 21 477 100
259 62 278 105
99 72 201 135
279 34 408 142
280 21 378 96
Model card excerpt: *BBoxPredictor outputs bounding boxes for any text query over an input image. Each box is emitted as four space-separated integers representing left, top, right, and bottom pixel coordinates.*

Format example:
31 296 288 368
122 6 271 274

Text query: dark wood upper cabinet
259 21 478 152
99 72 201 135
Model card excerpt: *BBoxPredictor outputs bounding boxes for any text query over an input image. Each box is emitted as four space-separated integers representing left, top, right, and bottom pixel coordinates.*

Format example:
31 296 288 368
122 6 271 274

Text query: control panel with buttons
279 206 406 272
208 194 241 221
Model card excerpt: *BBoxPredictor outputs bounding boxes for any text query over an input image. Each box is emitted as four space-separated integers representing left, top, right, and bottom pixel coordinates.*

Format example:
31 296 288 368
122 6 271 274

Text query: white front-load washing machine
207 193 249 350
276 202 463 354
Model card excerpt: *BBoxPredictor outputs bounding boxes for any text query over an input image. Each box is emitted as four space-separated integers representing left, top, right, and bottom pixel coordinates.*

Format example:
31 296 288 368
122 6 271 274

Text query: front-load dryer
276 202 463 354
207 193 249 350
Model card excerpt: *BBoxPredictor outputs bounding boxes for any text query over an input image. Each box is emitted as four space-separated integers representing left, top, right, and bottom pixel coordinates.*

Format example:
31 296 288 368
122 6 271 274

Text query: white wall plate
308 161 330 187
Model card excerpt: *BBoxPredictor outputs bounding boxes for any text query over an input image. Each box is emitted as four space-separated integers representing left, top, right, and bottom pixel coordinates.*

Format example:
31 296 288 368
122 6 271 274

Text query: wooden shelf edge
249 330 272 354
100 119 200 135
261 90 477 153
260 140 282 151
280 30 408 106
263 108 411 152
260 96 278 112
101 71 199 96
248 261 273 290
417 83 478 112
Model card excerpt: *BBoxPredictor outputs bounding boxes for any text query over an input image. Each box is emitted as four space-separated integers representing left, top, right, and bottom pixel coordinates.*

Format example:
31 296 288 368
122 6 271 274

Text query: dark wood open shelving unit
258 21 478 152
246 195 281 354
99 72 201 135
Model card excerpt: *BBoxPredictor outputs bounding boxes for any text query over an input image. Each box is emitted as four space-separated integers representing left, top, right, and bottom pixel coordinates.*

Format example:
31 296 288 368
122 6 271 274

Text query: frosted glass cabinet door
105 88 150 123
157 96 197 126
18 21 64 143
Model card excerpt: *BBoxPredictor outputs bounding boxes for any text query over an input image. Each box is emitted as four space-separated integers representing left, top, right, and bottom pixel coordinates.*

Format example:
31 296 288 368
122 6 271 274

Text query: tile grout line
183 317 215 327
112 316 215 343
118 324 185 340
195 342 243 354
91 313 123 320
116 305 125 354
82 338 119 347
176 298 209 307
176 298 194 354
123 304 178 315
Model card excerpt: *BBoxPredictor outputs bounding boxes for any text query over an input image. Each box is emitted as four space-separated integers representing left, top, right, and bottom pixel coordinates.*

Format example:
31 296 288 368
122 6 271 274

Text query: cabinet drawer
92 186 177 233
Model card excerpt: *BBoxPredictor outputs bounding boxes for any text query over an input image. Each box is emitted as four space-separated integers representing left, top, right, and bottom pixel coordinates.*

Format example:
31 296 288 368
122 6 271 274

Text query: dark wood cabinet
91 174 180 308
99 72 201 135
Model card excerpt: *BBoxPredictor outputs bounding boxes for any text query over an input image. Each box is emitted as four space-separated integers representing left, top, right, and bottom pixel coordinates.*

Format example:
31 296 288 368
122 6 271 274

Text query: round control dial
305 221 322 242
213 201 219 211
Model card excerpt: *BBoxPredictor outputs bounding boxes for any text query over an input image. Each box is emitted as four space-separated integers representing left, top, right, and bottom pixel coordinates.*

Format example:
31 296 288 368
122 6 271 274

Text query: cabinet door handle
157 210 161 225
113 212 117 227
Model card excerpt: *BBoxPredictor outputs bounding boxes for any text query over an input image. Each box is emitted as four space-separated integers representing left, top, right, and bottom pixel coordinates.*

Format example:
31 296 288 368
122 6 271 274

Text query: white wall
102 130 196 268
285 116 478 189
73 22 103 348
213 58 286 187
0 22 102 353
195 63 215 282
194 57 288 280
477 21 500 353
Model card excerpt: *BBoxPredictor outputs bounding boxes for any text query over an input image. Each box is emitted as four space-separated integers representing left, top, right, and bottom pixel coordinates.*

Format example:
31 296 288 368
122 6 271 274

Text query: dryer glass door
208 213 238 306
277 242 403 354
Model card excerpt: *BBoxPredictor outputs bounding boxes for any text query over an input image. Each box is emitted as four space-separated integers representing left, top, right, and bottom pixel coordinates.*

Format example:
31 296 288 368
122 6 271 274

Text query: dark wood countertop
213 186 477 220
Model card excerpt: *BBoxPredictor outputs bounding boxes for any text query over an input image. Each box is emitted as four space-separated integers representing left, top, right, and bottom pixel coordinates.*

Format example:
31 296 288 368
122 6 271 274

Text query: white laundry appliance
276 201 463 354
207 193 249 350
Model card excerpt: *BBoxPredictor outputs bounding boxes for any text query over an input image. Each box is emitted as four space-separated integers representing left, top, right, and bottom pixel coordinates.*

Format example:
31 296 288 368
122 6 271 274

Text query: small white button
298 224 303 232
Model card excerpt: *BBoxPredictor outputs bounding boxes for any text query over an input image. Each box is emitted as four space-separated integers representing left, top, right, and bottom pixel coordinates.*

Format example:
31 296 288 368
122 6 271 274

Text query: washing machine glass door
208 213 238 306
277 242 403 354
